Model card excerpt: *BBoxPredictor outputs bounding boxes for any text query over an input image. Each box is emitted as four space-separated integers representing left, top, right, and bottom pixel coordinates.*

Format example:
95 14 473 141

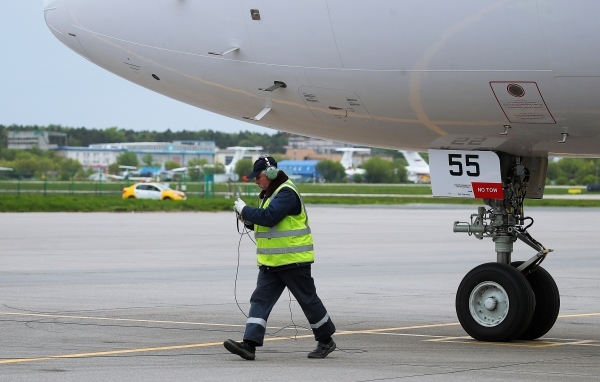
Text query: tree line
2 124 600 184
0 124 288 153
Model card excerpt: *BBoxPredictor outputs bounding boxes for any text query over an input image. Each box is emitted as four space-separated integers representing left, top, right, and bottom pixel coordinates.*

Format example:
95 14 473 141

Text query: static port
507 84 525 98
152 74 160 81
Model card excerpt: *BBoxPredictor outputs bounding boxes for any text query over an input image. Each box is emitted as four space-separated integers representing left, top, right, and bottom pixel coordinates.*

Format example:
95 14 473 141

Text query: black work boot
223 339 256 360
307 339 336 359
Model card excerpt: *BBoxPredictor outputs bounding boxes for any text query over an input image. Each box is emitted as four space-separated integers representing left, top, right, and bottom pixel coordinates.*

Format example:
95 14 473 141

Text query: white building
8 130 68 150
56 147 126 170
56 140 217 170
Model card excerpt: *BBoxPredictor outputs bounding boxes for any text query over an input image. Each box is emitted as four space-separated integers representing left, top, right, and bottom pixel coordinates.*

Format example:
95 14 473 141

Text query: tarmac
0 206 598 381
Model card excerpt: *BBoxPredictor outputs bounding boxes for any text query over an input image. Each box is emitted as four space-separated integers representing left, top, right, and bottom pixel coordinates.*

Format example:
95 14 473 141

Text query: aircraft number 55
448 154 480 177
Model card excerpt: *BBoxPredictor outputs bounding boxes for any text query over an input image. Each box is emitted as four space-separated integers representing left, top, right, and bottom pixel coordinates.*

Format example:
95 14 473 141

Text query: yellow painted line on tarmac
558 312 600 318
533 340 596 348
425 337 564 348
0 341 224 365
426 336 472 342
0 335 315 365
336 322 461 335
1 311 598 365
0 322 459 366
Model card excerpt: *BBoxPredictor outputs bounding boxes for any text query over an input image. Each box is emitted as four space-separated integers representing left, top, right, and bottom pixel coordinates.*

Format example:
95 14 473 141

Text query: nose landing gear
453 155 560 342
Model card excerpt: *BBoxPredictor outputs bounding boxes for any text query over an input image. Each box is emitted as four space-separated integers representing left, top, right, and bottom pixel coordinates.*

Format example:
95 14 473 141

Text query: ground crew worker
224 156 336 360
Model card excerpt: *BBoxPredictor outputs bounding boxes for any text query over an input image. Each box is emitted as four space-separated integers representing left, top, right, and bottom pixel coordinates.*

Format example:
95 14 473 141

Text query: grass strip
1 194 599 212
0 195 234 213
0 181 591 195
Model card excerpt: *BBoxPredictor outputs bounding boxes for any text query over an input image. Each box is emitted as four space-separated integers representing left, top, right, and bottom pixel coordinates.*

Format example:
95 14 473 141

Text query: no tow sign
429 150 504 199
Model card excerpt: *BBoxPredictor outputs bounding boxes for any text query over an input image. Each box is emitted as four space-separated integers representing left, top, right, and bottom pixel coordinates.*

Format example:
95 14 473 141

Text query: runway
0 206 598 381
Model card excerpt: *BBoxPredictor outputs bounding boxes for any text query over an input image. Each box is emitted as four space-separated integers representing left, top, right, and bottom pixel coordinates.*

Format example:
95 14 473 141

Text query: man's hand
234 198 246 215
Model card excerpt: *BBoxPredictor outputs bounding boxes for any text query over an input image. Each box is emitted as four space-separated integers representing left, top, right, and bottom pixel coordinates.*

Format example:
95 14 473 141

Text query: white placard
490 82 556 124
429 150 503 199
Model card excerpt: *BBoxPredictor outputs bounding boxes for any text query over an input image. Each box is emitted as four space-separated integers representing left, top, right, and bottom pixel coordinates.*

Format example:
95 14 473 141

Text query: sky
0 1 273 134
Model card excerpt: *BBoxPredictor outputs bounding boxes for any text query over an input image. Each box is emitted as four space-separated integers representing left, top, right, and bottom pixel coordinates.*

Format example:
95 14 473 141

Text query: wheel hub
484 297 498 310
469 281 509 327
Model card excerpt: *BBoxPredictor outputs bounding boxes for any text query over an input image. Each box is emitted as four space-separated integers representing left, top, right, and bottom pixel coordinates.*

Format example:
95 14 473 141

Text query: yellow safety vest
254 180 314 267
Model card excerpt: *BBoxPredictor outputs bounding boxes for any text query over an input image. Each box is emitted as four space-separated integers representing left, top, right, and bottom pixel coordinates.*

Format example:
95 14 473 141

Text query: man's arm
241 188 301 227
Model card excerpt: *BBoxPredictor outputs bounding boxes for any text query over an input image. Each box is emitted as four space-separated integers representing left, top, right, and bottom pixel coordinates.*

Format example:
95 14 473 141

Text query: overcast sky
1 1 273 134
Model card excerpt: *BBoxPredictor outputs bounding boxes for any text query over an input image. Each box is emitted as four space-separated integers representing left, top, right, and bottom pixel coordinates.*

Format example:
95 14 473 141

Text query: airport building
285 135 373 166
55 140 217 170
278 160 321 182
7 130 68 150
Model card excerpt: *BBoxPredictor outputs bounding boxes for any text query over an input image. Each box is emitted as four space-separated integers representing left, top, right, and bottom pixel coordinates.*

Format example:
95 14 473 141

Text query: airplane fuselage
44 0 600 158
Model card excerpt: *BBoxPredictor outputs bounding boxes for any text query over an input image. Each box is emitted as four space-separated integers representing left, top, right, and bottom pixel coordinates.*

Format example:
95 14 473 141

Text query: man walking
224 156 336 360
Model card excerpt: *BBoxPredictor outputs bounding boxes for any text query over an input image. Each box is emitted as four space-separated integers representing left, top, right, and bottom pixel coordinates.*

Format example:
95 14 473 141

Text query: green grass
0 195 234 212
0 180 592 196
1 194 599 212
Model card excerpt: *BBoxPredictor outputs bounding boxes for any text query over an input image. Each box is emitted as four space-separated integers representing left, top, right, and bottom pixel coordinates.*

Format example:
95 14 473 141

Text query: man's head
247 156 279 190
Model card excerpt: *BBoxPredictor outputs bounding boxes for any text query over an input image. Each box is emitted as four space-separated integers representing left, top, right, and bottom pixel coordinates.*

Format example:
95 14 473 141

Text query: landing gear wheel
456 263 535 342
512 262 560 340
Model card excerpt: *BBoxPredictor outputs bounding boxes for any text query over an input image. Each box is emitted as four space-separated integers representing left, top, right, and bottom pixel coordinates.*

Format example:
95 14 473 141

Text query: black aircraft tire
456 263 535 342
512 262 560 340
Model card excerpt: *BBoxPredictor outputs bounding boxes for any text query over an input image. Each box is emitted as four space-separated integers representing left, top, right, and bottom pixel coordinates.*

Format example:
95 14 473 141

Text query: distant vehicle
122 182 186 201
587 184 600 192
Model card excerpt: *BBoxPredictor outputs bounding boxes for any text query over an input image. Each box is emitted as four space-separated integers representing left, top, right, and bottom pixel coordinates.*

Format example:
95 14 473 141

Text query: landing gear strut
453 154 560 342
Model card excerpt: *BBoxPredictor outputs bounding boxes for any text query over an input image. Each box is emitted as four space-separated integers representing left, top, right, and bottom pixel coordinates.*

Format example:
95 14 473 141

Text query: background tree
546 158 600 185
116 152 139 167
164 160 181 170
107 162 120 175
186 158 209 181
57 158 83 181
142 153 154 166
0 125 8 149
316 159 346 182
212 162 226 174
2 124 289 152
104 127 126 143
235 159 253 180
362 156 395 183
391 158 409 183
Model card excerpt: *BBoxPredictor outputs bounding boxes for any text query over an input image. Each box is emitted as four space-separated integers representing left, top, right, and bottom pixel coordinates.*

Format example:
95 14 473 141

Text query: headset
262 156 280 180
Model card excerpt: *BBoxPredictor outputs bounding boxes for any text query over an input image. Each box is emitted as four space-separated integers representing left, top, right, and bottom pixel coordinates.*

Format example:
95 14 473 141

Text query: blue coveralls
240 187 336 346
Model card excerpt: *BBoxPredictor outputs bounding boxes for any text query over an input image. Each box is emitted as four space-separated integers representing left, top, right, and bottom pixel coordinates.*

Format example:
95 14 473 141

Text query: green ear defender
263 156 279 180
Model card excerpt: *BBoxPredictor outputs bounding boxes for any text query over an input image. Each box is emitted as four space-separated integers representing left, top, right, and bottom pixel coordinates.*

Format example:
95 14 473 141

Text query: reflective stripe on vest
255 180 314 267
256 244 314 255
254 226 311 239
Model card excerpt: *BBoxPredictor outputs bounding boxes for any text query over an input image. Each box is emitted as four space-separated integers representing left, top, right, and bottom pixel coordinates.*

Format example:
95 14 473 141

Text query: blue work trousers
243 265 335 346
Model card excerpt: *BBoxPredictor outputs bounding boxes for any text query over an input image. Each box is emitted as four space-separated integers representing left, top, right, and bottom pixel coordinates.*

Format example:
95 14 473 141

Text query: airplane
155 162 189 182
223 146 263 181
399 151 431 183
105 165 154 182
336 148 369 178
44 0 600 343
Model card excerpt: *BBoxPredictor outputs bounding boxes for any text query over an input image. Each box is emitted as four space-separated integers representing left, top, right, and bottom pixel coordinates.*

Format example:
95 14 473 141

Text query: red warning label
472 182 504 199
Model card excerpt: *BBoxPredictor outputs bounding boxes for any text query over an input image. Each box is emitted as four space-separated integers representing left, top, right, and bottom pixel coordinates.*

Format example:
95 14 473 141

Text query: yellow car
122 182 186 201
